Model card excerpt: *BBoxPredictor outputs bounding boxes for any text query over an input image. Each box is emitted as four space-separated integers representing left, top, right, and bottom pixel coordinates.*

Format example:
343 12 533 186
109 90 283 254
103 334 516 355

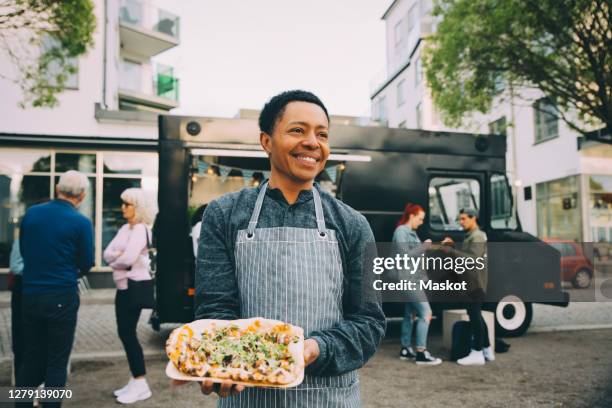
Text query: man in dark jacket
16 170 94 405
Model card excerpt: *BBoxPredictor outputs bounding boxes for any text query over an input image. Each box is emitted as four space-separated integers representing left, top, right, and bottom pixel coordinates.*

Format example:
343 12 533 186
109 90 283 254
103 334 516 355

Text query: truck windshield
490 173 518 230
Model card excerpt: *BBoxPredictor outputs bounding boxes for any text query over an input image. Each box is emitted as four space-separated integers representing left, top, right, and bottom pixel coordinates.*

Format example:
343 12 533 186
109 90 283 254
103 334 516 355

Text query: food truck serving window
429 177 481 231
187 149 356 228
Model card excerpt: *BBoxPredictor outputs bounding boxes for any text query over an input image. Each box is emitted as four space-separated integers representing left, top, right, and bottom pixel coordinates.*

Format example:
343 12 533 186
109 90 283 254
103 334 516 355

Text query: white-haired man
17 170 94 404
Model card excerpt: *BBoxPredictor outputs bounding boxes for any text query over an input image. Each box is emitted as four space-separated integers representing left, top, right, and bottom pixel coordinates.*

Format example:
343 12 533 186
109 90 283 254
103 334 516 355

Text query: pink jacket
103 223 152 290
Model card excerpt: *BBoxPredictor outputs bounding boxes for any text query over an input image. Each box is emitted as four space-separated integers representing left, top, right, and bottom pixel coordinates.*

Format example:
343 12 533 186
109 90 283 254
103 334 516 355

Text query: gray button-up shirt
195 182 386 377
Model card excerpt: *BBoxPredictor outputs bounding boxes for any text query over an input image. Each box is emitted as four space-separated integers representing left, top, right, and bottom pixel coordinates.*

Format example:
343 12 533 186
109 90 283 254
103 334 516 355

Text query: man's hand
304 338 320 366
441 237 454 245
171 379 245 398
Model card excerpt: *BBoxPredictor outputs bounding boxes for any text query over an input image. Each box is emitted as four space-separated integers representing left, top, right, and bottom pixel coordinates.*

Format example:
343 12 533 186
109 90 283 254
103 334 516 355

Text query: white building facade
0 0 181 283
371 0 612 243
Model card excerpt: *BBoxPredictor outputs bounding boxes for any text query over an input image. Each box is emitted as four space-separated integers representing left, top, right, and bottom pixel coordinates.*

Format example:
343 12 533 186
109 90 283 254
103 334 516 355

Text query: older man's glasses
121 201 133 207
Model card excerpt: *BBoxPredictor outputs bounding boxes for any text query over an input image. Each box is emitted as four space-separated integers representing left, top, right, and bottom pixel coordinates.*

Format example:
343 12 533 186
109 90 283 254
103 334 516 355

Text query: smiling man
193 90 386 406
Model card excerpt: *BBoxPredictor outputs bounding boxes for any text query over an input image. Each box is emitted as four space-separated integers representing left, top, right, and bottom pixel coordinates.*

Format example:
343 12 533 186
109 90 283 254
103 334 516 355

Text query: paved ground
0 328 610 407
1 289 611 361
0 290 177 362
1 289 611 407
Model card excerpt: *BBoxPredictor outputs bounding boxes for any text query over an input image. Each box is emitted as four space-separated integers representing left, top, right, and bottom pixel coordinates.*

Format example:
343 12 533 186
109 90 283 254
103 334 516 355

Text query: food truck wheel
494 295 532 337
571 268 592 289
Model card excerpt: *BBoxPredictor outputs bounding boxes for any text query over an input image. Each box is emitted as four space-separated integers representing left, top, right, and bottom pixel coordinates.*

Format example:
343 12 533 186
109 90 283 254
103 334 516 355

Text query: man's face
261 101 330 185
459 213 477 231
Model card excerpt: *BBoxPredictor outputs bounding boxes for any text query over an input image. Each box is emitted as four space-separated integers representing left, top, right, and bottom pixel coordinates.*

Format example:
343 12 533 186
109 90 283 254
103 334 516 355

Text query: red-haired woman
393 203 442 365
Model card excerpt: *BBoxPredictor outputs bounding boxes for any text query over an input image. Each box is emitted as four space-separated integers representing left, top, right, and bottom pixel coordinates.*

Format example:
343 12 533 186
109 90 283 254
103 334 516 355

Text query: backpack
450 321 472 361
450 319 492 361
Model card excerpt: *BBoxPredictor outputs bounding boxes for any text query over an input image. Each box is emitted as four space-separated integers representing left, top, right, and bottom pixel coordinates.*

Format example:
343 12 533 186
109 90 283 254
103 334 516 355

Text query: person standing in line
16 171 94 407
104 188 156 404
393 203 442 366
442 208 493 365
190 204 208 257
177 90 386 406
9 238 24 382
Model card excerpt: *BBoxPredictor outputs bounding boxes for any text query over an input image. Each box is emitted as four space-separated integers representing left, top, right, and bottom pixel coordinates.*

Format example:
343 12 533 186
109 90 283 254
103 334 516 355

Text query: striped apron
219 182 360 407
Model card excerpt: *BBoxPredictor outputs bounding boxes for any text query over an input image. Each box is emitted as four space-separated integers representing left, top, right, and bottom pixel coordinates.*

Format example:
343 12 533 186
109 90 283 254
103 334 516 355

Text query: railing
120 0 180 40
155 64 179 101
119 61 179 103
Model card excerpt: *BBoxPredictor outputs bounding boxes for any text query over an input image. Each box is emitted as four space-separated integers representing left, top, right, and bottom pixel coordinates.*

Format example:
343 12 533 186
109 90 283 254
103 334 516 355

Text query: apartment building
371 0 612 243
0 0 181 283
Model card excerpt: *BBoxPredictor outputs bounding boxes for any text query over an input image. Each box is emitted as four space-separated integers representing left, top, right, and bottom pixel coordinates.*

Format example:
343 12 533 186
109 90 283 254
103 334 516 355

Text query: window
489 116 507 137
534 97 559 142
587 175 612 243
536 176 581 241
56 153 96 173
562 243 577 257
375 96 388 125
490 173 517 229
102 178 142 265
41 34 78 89
429 177 480 231
394 20 404 48
420 0 432 15
415 58 422 86
415 102 422 128
406 3 418 32
493 76 505 93
189 157 345 218
396 79 406 106
405 3 419 52
0 149 158 271
102 152 157 265
549 242 577 257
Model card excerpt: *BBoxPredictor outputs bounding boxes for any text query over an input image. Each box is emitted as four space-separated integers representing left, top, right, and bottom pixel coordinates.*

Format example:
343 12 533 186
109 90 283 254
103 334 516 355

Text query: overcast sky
154 0 389 118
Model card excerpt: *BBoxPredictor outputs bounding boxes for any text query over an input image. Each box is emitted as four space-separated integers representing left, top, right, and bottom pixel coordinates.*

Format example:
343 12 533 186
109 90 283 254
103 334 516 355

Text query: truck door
425 171 486 242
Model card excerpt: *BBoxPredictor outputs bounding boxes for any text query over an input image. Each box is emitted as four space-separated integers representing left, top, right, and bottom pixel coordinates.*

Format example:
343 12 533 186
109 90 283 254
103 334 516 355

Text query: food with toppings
165 318 304 387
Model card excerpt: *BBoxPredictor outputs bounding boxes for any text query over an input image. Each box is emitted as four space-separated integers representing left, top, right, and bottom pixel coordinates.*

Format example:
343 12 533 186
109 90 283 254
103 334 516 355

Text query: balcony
118 62 179 111
119 0 180 57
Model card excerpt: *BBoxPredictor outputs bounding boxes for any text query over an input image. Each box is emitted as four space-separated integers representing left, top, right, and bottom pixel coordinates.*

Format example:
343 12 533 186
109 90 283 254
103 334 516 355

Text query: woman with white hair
103 188 156 404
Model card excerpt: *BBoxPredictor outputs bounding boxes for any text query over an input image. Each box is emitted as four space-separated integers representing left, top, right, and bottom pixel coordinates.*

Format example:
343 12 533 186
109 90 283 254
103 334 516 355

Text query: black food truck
153 115 569 337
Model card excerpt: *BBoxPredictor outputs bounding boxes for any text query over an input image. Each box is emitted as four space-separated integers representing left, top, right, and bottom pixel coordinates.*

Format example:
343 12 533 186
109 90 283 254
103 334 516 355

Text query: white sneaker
113 378 134 397
116 378 151 404
483 346 495 362
457 349 485 366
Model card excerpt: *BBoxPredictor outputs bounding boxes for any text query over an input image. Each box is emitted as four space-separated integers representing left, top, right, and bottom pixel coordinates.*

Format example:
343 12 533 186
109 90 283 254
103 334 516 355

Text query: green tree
423 0 611 135
0 0 96 107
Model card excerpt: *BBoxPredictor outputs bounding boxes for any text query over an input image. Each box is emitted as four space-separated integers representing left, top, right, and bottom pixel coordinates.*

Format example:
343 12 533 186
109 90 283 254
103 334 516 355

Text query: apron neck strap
311 185 327 235
247 181 269 236
247 181 327 236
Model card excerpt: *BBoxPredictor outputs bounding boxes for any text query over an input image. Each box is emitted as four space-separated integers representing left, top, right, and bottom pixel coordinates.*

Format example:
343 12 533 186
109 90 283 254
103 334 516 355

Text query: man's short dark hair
460 208 479 222
258 90 329 135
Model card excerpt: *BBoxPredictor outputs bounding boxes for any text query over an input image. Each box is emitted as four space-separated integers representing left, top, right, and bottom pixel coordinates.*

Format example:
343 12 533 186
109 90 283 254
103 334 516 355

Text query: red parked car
545 239 594 288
